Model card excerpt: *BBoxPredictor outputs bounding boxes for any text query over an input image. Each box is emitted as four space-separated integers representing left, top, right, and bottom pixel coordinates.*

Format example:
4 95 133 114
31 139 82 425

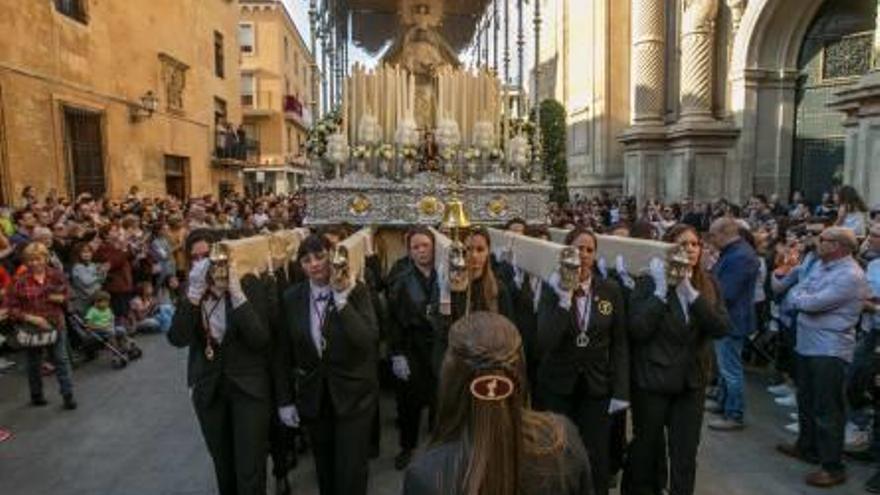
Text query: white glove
391 355 411 381
676 276 700 305
597 256 608 280
548 271 573 310
332 279 355 310
615 255 635 290
228 263 247 309
608 399 630 415
649 257 668 302
186 259 211 304
278 405 300 428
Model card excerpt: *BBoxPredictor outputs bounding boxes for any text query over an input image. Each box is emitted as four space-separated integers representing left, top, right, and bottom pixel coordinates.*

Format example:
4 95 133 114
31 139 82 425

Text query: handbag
14 322 58 348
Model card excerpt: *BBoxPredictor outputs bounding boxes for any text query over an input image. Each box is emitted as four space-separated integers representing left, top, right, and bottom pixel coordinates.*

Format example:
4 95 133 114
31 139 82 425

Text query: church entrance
793 0 875 203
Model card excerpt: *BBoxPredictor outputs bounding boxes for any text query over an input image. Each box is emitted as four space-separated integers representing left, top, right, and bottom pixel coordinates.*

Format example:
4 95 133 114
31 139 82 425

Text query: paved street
0 333 874 495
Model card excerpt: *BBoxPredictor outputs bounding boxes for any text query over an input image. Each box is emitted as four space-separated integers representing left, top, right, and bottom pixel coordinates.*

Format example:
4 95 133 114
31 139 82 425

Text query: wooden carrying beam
336 227 374 283
489 227 677 278
220 228 310 276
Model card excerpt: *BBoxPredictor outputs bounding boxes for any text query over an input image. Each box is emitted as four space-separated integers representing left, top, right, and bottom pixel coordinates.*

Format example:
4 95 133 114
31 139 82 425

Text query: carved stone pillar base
666 121 739 202
620 125 667 206
620 121 739 204
829 71 880 207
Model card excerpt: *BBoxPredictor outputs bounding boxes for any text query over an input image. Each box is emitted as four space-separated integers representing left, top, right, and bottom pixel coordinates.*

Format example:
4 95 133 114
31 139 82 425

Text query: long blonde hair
431 312 566 495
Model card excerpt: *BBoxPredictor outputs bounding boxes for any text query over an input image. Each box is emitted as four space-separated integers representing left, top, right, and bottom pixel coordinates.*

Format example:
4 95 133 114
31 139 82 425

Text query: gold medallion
486 196 508 218
349 194 372 216
598 300 613 316
417 196 442 217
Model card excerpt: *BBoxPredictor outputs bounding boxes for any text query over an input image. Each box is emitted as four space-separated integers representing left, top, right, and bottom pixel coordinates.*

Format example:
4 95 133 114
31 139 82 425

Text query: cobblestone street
0 334 873 495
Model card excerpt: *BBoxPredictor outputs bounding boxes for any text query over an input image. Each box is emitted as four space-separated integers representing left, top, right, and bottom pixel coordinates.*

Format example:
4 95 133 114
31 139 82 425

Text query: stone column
874 0 880 71
631 0 667 125
679 0 719 121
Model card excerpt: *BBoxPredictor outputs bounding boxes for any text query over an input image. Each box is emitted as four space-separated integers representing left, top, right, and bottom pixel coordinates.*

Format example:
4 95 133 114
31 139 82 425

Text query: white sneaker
767 384 794 396
775 394 797 408
789 412 798 421
0 357 15 372
785 421 799 434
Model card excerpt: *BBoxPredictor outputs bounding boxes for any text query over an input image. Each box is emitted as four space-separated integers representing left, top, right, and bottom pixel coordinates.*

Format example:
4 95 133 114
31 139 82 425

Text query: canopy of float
339 0 493 56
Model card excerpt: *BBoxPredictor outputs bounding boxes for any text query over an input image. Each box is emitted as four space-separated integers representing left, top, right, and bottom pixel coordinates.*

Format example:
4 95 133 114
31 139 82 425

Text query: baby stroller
68 313 141 369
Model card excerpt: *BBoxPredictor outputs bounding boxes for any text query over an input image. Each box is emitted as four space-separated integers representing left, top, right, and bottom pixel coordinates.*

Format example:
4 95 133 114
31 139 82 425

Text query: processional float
220 0 688 291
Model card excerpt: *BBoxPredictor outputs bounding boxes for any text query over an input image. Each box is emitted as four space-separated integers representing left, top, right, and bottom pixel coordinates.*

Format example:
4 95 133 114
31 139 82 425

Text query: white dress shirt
574 282 592 331
201 291 227 343
309 282 333 357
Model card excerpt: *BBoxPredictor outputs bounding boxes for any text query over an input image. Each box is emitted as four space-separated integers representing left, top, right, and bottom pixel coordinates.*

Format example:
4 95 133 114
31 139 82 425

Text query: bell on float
441 195 471 231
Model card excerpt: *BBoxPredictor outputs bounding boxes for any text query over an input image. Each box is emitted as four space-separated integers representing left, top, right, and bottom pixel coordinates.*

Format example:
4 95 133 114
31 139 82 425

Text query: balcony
213 128 260 167
241 91 276 117
284 95 310 128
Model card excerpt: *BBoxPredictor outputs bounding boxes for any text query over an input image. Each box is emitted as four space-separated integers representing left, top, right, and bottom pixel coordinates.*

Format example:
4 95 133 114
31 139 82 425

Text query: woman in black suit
273 234 379 495
536 227 629 495
431 227 513 372
625 223 731 495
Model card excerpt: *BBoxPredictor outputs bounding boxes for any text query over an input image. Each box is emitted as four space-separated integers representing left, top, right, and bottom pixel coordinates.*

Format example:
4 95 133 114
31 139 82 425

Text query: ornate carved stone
726 0 747 32
159 53 189 113
680 0 719 121
631 0 667 125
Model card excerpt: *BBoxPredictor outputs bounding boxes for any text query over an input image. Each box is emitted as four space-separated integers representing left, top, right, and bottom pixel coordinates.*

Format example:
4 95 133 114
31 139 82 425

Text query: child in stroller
82 291 143 368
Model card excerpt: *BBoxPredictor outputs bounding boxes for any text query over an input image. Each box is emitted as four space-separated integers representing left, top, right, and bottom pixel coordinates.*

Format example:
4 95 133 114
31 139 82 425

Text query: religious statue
418 130 439 172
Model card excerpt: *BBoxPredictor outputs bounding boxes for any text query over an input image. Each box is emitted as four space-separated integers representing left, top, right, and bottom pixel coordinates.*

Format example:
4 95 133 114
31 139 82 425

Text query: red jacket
95 243 134 294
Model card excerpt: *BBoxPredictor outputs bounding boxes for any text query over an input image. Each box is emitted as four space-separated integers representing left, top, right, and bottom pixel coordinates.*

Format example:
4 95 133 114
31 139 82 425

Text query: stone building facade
239 0 313 196
0 0 244 203
536 0 880 207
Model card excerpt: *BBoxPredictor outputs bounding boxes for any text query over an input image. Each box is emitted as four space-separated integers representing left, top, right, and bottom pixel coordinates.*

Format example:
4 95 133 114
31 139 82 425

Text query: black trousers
268 415 297 479
627 387 704 495
541 377 611 495
193 378 271 495
796 354 847 474
306 386 375 495
395 378 436 451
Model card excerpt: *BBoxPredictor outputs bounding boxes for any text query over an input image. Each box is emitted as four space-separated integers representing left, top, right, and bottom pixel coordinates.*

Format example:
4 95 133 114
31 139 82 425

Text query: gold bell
441 195 471 230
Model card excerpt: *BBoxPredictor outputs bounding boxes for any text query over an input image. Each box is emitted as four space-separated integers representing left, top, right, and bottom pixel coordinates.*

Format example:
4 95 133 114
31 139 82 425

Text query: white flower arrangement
463 148 481 161
399 146 418 160
351 145 372 160
440 146 458 162
376 144 395 161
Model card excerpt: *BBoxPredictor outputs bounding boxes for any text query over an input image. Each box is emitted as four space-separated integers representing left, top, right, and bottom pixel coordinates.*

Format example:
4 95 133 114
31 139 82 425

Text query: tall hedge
535 99 569 204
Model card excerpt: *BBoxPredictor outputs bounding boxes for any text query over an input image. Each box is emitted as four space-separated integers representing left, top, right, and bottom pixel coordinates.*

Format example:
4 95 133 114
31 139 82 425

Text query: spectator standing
94 226 135 319
707 217 760 431
835 185 869 238
4 242 76 409
776 227 869 488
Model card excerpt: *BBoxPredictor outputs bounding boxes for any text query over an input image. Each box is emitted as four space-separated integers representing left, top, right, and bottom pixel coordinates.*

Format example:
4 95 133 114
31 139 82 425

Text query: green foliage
534 99 568 204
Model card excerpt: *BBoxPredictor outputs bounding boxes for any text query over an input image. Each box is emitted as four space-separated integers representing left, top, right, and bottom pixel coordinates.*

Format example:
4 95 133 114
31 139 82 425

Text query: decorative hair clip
469 374 515 401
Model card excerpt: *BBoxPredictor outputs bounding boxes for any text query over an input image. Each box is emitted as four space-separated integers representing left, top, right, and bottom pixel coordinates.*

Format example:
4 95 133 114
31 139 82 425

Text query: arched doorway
792 0 875 203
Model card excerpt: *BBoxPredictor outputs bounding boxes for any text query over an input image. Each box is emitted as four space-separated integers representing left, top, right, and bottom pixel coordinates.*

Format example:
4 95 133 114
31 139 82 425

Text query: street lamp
129 90 159 123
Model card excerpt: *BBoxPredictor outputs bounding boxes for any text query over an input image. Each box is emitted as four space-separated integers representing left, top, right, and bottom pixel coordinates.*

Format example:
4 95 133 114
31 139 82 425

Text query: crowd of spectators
550 185 880 489
0 186 306 443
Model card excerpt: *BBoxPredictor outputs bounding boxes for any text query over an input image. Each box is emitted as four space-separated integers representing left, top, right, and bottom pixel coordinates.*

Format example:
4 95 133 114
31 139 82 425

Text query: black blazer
387 263 440 395
497 261 540 369
429 275 515 375
274 281 379 420
167 276 272 410
627 276 731 394
536 276 629 401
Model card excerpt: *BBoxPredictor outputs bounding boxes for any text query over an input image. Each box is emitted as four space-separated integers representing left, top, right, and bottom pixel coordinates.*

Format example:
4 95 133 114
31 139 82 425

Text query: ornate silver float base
303 173 551 226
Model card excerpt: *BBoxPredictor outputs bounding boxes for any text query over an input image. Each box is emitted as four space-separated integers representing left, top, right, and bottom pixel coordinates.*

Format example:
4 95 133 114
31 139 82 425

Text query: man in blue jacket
707 217 759 430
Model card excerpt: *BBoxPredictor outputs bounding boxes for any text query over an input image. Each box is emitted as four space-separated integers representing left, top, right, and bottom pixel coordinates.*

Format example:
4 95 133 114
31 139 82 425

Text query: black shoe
31 394 48 407
866 471 880 493
395 449 413 470
62 394 77 410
